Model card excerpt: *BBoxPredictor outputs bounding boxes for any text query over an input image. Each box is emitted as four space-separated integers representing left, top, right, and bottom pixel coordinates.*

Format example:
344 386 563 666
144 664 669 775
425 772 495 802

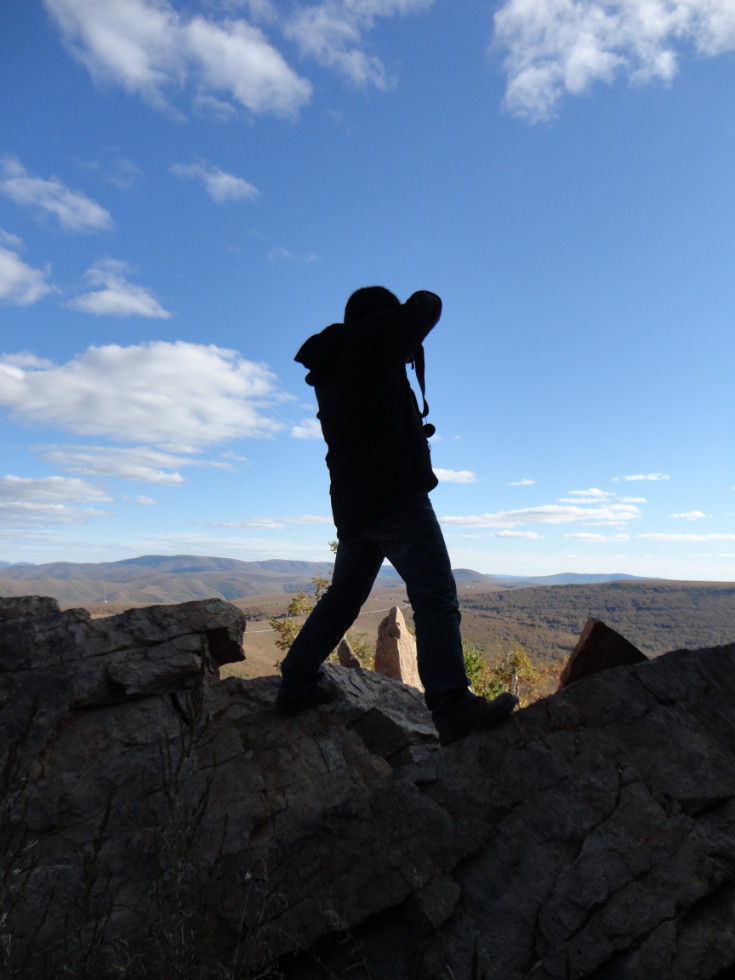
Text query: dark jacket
295 291 442 538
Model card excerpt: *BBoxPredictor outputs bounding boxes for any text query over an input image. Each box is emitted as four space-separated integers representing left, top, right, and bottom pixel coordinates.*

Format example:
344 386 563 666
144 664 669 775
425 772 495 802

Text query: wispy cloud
509 477 535 486
494 0 735 122
613 473 670 482
0 232 56 306
66 258 172 318
565 532 630 542
0 474 112 503
36 445 195 484
284 0 434 88
440 502 642 529
0 474 114 528
43 0 312 118
639 533 735 542
434 468 477 484
170 161 259 203
0 341 284 451
496 530 542 539
0 156 114 232
669 510 706 521
208 514 332 530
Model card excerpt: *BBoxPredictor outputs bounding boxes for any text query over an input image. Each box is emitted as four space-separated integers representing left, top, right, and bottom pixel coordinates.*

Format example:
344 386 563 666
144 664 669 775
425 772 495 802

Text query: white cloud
0 236 56 307
66 259 172 318
134 495 157 505
440 502 642 528
284 0 433 88
209 514 333 529
0 502 113 528
0 341 284 450
0 474 114 528
496 530 543 539
639 533 735 542
619 496 646 503
0 474 112 503
43 0 312 118
565 532 630 542
509 477 535 486
36 445 193 484
493 0 735 122
291 418 323 440
170 161 259 203
268 246 295 261
566 487 612 499
669 510 706 521
0 156 114 232
434 468 478 484
613 473 670 482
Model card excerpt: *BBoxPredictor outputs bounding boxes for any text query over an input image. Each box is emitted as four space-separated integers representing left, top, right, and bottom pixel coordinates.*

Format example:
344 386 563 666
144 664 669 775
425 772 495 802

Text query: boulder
558 616 649 690
2 597 735 980
337 635 361 668
374 604 423 690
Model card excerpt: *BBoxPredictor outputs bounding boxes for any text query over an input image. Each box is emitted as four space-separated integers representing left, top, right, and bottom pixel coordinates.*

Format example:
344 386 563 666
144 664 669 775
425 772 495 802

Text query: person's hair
344 286 400 323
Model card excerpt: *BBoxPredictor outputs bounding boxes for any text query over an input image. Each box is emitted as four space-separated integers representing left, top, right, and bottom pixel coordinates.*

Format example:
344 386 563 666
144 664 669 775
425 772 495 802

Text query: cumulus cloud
0 156 114 232
440 502 642 529
291 418 323 440
43 0 312 118
566 488 612 499
170 161 259 203
0 341 285 451
284 0 434 88
66 259 172 318
493 0 735 122
0 234 56 306
434 468 478 484
613 473 670 482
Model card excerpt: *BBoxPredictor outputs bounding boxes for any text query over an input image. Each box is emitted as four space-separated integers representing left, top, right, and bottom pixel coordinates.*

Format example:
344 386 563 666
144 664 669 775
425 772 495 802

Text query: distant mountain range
0 554 654 608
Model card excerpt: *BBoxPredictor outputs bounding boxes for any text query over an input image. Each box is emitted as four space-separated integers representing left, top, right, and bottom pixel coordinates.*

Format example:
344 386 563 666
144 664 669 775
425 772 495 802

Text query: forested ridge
458 581 735 664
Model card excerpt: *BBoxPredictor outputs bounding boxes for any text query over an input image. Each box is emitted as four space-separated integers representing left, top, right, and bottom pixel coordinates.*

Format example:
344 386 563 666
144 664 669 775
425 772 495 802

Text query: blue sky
1 0 733 580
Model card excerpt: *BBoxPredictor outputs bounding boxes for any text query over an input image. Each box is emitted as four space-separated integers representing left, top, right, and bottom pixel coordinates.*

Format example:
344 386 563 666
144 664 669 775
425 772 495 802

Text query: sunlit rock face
2 595 734 979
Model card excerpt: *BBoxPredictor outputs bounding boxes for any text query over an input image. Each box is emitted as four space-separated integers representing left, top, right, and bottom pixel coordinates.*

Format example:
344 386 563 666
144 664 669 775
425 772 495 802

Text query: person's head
344 286 400 323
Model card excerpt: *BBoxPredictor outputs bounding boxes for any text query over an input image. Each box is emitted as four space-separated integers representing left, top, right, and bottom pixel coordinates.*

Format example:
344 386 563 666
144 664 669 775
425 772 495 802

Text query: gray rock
2 597 735 979
558 616 648 690
374 604 423 690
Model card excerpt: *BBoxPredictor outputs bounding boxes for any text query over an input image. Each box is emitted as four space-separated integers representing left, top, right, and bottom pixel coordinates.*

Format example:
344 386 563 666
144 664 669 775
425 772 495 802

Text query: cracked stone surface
1 596 735 979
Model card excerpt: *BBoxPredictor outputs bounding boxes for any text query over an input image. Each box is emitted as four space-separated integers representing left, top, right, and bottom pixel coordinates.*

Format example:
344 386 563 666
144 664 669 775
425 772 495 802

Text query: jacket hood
294 323 341 385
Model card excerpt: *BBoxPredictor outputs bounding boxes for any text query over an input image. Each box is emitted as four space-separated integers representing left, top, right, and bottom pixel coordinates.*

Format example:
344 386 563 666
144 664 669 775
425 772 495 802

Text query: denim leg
367 494 470 715
279 534 384 693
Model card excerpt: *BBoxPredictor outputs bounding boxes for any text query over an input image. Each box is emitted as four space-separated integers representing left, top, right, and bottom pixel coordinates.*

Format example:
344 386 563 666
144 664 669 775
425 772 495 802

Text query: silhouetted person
276 287 518 744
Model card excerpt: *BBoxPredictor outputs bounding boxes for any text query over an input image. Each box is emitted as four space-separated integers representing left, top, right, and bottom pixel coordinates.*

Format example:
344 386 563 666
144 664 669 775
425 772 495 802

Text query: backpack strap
411 344 436 438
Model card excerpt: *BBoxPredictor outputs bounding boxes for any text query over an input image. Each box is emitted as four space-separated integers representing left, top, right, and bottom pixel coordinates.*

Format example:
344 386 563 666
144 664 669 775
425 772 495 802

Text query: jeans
279 492 471 720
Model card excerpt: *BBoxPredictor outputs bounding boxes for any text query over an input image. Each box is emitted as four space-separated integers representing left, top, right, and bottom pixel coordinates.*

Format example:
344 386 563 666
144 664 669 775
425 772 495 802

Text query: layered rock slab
1 596 735 979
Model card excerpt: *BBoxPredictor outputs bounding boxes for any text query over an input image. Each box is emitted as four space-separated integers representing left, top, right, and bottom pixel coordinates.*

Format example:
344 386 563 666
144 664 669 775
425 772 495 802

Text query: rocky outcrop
374 604 423 690
2 596 735 979
337 635 361 667
558 615 649 690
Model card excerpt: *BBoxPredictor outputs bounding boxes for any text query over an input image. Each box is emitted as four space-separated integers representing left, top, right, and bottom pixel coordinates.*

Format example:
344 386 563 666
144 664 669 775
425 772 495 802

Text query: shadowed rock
2 597 735 979
374 604 423 690
559 616 649 690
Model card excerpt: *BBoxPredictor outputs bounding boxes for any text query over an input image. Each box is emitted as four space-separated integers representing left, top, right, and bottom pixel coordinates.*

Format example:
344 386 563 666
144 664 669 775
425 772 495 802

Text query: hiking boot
275 673 339 714
437 691 519 746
